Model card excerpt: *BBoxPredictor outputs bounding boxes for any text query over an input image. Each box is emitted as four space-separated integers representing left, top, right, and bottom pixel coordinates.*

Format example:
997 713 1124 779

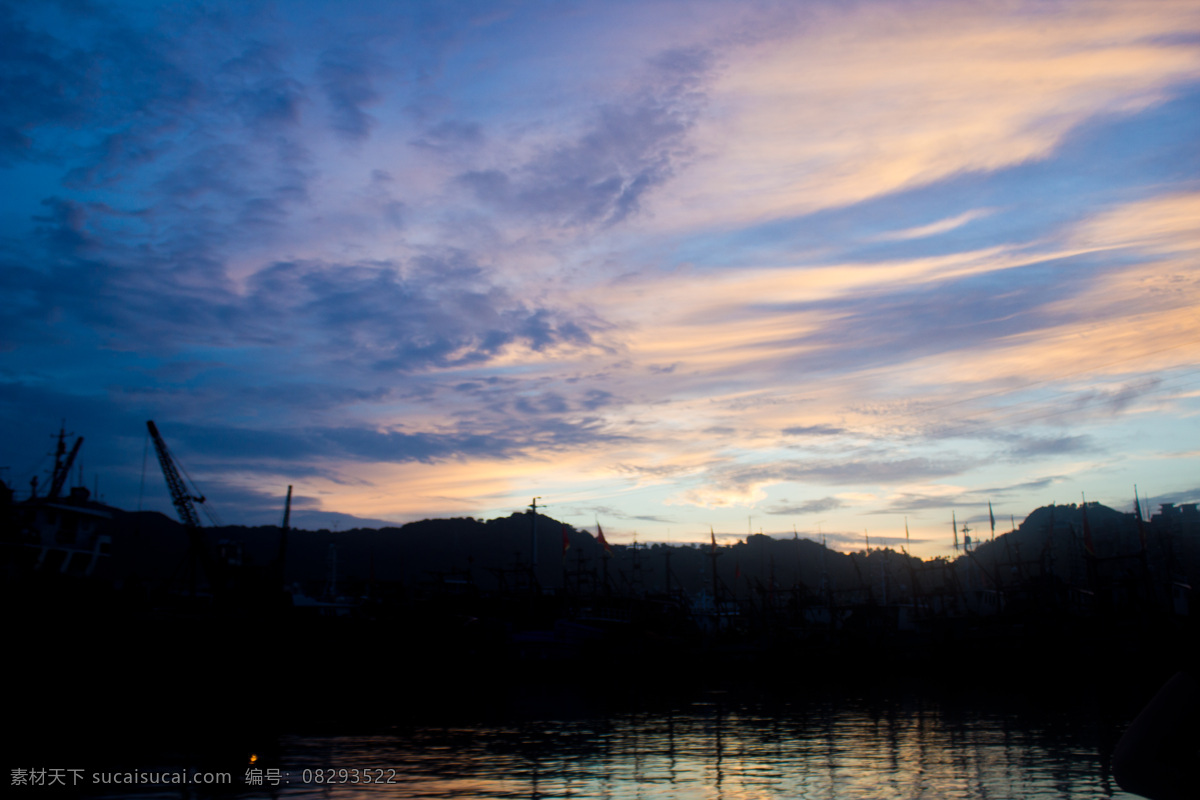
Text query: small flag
988 501 996 540
711 526 718 553
562 523 571 555
952 511 959 551
596 523 612 556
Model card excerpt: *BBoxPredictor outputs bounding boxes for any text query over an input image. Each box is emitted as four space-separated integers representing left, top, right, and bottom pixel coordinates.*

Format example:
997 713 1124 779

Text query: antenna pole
528 497 542 568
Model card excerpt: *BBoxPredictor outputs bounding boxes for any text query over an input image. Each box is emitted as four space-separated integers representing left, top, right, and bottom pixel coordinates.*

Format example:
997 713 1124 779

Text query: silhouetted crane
146 420 205 527
146 420 215 596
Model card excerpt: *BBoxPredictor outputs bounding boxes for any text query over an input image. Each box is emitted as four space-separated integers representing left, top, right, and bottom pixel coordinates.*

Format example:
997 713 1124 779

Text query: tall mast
528 497 541 568
277 485 292 585
709 527 721 608
48 430 84 500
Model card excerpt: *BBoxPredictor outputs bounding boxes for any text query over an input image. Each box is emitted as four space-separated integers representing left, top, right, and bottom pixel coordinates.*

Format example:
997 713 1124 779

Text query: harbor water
63 686 1145 800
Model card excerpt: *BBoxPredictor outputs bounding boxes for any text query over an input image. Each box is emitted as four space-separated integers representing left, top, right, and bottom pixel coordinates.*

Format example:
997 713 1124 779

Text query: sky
3 0 1199 558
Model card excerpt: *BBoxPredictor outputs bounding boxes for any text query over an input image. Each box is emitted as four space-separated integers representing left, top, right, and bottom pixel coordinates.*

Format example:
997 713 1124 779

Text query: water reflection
243 694 1135 800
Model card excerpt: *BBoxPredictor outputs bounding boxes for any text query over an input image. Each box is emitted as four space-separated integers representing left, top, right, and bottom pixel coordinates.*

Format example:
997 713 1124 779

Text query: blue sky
3 0 1198 556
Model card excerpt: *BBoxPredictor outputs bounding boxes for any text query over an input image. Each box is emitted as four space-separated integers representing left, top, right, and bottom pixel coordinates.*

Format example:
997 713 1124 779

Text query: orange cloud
650 0 1200 231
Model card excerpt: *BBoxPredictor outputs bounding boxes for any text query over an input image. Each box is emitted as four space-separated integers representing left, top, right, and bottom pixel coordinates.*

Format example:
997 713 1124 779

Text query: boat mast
47 426 84 500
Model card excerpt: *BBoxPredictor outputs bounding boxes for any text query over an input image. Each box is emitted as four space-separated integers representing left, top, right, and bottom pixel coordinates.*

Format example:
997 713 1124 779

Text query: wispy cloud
658 0 1200 230
457 48 710 229
872 209 995 242
766 497 845 516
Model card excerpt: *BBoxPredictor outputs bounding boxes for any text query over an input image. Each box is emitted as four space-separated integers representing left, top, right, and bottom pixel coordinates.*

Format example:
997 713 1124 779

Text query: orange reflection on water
269 696 1132 800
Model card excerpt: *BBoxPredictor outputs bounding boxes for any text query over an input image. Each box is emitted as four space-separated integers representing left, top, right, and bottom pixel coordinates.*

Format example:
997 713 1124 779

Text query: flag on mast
904 517 910 555
1134 486 1147 553
596 522 612 556
710 526 718 554
952 511 959 552
988 501 996 540
562 523 571 556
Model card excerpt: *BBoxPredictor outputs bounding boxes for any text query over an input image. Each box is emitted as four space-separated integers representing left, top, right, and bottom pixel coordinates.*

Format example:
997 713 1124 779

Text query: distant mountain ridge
100 500 1198 602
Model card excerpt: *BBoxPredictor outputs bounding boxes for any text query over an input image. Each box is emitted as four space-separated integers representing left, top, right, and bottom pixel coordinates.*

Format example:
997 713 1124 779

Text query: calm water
82 690 1140 800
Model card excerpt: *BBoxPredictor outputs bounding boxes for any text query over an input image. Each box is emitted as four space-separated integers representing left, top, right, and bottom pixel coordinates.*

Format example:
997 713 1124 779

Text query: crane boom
147 420 220 597
146 420 204 527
